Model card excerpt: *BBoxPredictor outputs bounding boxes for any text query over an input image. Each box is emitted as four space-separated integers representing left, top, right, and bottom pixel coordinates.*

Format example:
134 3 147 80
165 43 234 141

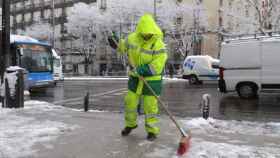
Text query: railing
222 31 280 42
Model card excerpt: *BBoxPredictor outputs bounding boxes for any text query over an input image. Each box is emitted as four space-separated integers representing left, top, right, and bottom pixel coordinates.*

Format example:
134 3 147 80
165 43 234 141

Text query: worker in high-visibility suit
117 13 168 141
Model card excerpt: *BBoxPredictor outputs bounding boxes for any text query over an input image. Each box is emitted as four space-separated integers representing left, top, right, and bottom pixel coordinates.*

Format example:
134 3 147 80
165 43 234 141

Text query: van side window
184 58 196 70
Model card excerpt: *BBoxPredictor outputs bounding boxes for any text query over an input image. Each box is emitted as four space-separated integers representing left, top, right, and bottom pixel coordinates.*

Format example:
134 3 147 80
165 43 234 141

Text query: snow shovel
138 76 191 156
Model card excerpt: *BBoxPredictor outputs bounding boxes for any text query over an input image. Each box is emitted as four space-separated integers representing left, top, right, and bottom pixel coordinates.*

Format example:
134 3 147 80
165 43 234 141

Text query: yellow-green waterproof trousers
124 90 160 135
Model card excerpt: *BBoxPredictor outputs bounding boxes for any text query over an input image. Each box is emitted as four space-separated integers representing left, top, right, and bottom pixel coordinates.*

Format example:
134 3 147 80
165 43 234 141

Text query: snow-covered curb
64 76 187 82
0 101 78 158
64 76 128 81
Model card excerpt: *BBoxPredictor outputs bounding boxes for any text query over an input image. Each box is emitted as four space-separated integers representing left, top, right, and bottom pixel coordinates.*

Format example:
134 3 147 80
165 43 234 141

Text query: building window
55 0 64 4
25 0 31 6
15 2 22 11
176 17 183 25
65 7 72 16
10 16 13 26
16 14 22 23
25 13 32 22
33 11 41 22
245 4 250 17
219 0 223 6
100 0 107 9
33 0 40 5
55 8 63 18
55 25 62 35
219 17 223 27
44 9 51 18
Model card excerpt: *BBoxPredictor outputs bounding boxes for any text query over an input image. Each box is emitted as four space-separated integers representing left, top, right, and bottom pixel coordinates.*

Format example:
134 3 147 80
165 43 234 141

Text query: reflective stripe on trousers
124 90 160 134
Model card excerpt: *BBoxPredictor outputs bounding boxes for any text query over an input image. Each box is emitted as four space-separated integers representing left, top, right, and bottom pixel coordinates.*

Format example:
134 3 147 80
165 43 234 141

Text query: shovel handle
139 76 189 137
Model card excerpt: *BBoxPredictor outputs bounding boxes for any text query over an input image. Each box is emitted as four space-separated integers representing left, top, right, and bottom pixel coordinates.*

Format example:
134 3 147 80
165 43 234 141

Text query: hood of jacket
135 13 163 39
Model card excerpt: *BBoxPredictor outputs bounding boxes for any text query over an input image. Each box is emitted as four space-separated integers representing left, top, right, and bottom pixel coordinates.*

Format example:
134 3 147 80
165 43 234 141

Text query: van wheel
237 83 258 99
189 75 199 85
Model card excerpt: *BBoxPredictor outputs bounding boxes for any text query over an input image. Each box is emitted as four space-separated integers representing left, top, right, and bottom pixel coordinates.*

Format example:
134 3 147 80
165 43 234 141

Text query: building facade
8 0 123 76
219 0 274 36
5 0 275 75
175 0 220 58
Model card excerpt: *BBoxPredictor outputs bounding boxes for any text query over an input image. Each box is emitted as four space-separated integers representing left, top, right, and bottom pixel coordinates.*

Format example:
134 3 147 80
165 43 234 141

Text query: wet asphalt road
30 79 280 122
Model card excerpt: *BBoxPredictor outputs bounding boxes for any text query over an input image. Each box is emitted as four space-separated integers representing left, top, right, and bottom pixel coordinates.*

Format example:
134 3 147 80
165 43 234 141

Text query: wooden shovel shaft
139 76 188 137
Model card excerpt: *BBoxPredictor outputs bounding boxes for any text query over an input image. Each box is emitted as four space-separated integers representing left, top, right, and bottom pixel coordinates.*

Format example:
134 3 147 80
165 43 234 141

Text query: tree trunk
85 62 89 75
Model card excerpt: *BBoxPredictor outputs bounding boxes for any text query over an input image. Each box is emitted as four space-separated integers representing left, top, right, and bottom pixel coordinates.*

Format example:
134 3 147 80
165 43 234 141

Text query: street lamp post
51 0 55 47
1 0 11 80
154 0 157 20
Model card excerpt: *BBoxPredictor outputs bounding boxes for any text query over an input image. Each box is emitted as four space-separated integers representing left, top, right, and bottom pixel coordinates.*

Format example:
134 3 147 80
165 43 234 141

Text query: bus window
18 44 52 72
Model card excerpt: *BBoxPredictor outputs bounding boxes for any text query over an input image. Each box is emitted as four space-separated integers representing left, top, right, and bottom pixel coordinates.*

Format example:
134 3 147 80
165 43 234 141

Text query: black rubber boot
147 133 157 141
121 125 137 136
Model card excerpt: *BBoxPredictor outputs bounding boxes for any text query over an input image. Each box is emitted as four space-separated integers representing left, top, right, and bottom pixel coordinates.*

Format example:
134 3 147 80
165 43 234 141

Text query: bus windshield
18 44 52 72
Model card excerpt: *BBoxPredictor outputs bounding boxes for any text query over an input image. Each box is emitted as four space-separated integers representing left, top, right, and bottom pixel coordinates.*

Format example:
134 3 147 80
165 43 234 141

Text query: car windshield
18 44 52 72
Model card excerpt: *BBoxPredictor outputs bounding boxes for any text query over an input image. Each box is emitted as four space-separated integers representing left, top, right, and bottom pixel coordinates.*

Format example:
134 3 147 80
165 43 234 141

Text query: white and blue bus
10 35 54 90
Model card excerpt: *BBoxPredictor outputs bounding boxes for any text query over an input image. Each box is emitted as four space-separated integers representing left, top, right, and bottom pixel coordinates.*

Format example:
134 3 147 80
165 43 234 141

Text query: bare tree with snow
221 0 280 35
66 3 107 74
157 0 208 58
17 22 58 43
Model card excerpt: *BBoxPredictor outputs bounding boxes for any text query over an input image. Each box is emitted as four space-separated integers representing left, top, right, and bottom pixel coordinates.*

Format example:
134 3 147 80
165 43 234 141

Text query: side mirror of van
212 64 219 69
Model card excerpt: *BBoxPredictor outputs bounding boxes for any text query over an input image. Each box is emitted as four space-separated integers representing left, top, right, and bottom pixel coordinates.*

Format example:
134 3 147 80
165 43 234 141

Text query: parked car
182 55 219 84
219 35 280 99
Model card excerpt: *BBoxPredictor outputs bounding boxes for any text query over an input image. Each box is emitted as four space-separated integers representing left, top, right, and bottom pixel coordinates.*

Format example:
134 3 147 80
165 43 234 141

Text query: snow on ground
163 77 187 83
183 117 280 137
0 101 78 158
64 76 128 80
146 117 280 158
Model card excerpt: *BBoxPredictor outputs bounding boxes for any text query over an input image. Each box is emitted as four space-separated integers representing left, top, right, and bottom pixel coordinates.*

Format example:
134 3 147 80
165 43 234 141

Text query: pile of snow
146 117 280 158
163 77 186 83
183 117 280 137
0 66 24 97
0 101 78 158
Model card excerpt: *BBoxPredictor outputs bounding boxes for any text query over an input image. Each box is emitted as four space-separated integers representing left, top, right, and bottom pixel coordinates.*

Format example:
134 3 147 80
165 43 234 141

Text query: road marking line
53 88 127 105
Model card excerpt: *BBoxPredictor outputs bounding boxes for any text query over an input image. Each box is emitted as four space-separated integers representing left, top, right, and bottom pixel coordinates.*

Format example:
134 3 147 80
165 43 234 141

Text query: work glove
107 31 119 49
136 65 152 77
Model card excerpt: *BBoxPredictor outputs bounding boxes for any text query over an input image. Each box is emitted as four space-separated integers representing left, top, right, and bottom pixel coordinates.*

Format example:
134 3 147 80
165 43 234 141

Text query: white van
52 49 64 82
182 55 219 84
219 36 280 99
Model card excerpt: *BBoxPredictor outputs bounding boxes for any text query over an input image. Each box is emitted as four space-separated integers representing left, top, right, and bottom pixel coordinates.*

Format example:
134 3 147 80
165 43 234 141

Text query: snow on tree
220 0 280 35
157 0 208 58
105 0 154 35
66 2 107 74
257 0 280 32
65 0 209 71
17 22 58 43
103 0 155 67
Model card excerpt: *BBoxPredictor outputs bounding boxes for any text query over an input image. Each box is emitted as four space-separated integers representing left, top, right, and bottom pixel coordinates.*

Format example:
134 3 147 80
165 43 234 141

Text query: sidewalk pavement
1 101 280 158
34 110 182 158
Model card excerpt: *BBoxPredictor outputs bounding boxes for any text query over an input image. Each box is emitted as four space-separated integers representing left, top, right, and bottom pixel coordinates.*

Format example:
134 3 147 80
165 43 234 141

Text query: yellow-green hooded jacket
118 14 168 95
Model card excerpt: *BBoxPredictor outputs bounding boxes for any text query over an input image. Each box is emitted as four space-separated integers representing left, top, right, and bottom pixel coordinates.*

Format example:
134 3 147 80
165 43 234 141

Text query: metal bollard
84 92 89 112
16 69 24 108
202 94 210 120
